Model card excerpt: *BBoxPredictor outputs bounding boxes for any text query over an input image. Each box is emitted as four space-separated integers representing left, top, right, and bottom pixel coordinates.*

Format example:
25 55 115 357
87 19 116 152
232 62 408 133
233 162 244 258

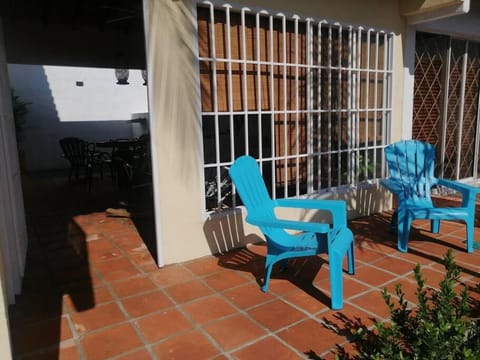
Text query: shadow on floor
9 169 156 358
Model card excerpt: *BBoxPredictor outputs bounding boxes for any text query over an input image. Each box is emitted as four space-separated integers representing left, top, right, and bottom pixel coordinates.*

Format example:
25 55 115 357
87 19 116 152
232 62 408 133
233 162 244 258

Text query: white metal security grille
197 2 393 211
414 32 480 181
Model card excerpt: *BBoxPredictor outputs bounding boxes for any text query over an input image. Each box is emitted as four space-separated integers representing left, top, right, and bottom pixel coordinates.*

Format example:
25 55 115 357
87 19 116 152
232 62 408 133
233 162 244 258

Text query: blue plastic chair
229 156 355 310
381 140 478 253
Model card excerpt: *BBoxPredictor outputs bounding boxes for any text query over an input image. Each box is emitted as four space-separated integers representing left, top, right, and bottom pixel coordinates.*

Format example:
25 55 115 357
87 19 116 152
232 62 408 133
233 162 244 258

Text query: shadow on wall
8 64 141 171
8 64 57 171
203 184 394 258
291 185 392 226
203 209 263 255
348 185 393 218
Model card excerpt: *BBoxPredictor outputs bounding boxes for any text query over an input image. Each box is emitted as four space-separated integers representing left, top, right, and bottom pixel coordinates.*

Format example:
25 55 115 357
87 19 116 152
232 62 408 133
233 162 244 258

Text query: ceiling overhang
402 0 470 24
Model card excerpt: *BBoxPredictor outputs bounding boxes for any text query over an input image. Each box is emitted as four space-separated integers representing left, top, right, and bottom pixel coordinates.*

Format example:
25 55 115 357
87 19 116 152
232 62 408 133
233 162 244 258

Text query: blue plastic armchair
381 140 478 253
229 155 355 310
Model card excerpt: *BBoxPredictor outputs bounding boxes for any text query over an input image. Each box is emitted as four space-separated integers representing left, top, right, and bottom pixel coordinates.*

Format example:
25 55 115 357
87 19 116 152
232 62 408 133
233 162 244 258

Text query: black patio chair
59 137 106 191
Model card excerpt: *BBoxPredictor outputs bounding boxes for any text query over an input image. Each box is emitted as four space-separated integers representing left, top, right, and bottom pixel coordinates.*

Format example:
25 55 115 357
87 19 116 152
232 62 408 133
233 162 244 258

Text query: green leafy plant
11 89 30 143
338 249 480 359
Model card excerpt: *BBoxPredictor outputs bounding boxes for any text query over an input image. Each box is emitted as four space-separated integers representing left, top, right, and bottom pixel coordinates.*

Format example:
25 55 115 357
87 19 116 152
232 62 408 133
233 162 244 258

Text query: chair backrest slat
229 156 300 244
229 156 274 218
384 140 437 201
59 137 88 166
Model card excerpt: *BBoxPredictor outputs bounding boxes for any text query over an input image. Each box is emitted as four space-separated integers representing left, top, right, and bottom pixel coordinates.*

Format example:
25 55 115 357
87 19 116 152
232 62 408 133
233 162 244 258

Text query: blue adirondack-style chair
229 156 355 310
381 140 478 253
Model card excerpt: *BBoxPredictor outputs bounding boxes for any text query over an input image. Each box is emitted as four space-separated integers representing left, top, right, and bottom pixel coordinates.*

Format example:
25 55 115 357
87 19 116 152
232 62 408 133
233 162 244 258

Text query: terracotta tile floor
9 172 480 359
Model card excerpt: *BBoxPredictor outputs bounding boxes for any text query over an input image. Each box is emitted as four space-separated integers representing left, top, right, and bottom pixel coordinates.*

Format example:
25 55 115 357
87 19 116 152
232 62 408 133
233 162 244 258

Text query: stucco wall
145 0 406 265
401 0 466 15
7 64 148 171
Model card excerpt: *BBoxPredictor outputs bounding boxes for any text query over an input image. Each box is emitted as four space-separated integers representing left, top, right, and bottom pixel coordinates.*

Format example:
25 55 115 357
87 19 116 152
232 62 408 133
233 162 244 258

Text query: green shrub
11 89 30 143
338 249 480 360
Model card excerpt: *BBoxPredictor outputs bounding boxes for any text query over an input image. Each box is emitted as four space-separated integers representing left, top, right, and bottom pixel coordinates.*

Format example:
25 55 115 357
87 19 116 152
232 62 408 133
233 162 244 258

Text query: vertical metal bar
440 37 452 179
381 33 388 176
327 25 333 188
347 26 353 185
306 18 313 193
225 5 234 161
474 65 480 179
337 25 342 186
206 4 222 208
281 14 288 196
269 14 276 198
294 16 300 196
372 32 379 179
317 21 326 190
456 40 468 180
381 33 394 177
256 12 263 170
241 8 249 155
355 27 363 184
364 29 372 179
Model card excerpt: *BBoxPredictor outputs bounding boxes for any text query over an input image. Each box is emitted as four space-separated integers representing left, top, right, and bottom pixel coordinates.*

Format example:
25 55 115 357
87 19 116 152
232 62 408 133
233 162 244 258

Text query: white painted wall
7 64 149 171
145 0 405 265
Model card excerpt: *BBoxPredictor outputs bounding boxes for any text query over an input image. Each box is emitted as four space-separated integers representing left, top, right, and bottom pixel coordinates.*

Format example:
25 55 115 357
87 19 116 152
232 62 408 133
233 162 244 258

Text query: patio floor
9 171 480 359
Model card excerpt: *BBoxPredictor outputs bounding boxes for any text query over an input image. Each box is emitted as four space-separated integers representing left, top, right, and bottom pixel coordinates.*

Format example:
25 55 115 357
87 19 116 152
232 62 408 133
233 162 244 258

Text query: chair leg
87 165 93 192
261 256 274 292
397 209 410 253
347 241 355 275
390 209 398 233
431 219 440 234
329 253 343 310
466 218 474 253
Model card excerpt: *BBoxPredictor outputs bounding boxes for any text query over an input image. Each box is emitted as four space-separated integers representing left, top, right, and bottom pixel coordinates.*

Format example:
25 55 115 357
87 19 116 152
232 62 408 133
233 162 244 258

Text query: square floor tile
203 314 267 351
232 336 300 360
81 323 143 359
181 295 237 325
70 302 126 334
12 316 72 356
222 283 275 310
277 318 345 357
184 256 222 276
150 264 195 287
203 271 251 292
349 290 390 319
283 289 329 314
165 280 213 304
371 256 417 276
94 257 140 282
354 264 397 287
152 330 220 359
114 348 153 360
110 275 157 299
21 341 81 360
121 290 173 318
136 308 193 342
247 299 306 331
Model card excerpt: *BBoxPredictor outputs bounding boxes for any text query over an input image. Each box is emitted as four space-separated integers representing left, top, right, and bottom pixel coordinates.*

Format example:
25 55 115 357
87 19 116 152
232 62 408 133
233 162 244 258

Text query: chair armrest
437 178 477 194
274 198 347 228
437 178 480 207
246 216 331 234
379 178 404 194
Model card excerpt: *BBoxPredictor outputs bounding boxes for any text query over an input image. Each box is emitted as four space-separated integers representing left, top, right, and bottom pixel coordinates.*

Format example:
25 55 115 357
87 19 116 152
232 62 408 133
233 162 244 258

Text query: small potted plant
11 89 31 171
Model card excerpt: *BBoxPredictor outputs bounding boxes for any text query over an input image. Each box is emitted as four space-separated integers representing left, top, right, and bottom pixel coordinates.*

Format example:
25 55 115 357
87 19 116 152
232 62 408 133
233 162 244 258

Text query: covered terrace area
9 170 480 359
